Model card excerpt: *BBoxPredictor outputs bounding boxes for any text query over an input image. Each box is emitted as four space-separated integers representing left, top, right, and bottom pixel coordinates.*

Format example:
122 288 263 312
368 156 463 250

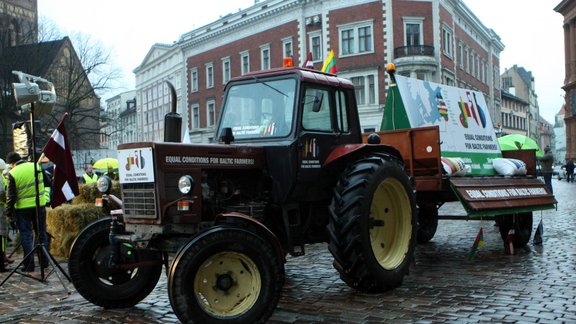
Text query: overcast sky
39 0 565 122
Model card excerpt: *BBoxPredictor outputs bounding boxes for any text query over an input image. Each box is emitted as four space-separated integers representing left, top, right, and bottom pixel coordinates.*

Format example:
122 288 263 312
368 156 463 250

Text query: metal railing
394 45 435 59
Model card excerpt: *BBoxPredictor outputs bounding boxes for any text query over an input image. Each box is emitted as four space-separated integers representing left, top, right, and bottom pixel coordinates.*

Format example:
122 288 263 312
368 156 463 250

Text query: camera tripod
0 102 71 295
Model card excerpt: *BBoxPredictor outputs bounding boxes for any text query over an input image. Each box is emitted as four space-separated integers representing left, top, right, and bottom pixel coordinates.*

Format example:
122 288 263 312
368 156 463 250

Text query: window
350 74 377 106
341 29 354 55
442 26 453 58
403 18 423 46
260 45 270 70
310 33 322 60
191 68 198 92
222 57 231 84
240 51 250 75
219 79 296 139
207 100 216 126
458 43 464 68
339 21 374 56
464 48 469 73
358 26 372 53
191 104 200 129
282 38 293 57
205 63 214 88
303 88 332 131
470 53 475 77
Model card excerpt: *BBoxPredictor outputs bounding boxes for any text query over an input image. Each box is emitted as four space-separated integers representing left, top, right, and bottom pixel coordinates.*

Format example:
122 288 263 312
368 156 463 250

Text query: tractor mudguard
324 143 404 170
215 212 286 263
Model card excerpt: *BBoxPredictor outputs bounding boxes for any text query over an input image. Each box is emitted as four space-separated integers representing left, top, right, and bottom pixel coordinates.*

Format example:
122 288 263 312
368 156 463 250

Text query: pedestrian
565 159 574 183
5 152 50 272
104 166 118 181
538 146 554 194
81 164 98 184
0 158 14 272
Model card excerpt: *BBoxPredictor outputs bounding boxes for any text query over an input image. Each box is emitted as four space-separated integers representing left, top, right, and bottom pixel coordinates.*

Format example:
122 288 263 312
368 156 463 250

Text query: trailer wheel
417 204 439 243
168 226 285 324
328 154 416 293
495 212 533 248
69 218 163 308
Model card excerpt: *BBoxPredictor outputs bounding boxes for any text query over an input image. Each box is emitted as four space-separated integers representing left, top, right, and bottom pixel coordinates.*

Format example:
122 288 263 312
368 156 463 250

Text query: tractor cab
215 67 366 203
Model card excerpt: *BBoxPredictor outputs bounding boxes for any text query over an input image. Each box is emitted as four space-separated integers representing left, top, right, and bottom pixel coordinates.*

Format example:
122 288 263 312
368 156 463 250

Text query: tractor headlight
178 175 195 195
97 176 112 194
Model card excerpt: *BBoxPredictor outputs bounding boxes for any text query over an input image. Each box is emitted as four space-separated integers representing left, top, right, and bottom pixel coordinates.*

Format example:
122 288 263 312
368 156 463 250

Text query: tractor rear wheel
328 154 416 292
168 225 285 324
417 204 439 243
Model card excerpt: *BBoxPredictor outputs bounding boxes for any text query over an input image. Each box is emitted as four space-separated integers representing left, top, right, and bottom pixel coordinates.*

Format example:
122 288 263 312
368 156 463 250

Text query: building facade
500 65 541 141
172 0 503 143
554 105 567 163
500 90 529 136
133 43 185 142
555 0 576 161
102 90 136 150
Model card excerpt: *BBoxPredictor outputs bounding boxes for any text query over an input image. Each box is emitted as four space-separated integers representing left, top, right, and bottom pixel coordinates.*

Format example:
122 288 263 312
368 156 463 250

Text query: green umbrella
498 134 543 157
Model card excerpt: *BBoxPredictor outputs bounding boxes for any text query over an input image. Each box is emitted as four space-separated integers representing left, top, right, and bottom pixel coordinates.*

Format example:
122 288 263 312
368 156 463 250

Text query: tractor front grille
122 183 157 219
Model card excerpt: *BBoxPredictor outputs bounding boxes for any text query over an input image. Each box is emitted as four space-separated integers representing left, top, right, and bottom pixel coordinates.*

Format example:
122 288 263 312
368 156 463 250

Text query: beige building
500 90 529 136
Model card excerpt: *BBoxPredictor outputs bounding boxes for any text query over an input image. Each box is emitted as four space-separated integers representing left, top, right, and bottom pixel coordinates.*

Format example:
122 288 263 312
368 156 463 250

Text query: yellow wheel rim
369 177 412 270
194 251 261 318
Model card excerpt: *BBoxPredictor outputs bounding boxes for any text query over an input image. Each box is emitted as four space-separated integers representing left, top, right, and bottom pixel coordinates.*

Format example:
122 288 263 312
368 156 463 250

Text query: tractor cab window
302 87 332 131
220 78 296 139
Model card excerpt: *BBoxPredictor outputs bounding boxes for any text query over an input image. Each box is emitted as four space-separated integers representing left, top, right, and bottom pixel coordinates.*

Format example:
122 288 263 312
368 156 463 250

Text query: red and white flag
303 52 314 69
41 113 79 208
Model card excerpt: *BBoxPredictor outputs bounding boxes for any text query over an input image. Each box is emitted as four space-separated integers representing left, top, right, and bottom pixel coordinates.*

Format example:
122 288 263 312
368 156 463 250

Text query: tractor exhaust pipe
164 80 182 142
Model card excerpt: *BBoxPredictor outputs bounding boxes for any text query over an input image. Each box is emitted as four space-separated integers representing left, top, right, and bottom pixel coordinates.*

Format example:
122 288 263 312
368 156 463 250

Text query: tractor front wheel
68 218 163 308
168 225 285 324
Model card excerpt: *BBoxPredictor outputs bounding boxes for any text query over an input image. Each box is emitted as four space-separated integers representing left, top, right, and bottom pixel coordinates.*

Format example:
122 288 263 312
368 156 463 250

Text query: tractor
68 66 416 323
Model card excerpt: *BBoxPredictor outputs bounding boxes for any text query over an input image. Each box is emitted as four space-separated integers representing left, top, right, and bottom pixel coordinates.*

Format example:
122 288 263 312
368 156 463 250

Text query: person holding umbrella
538 146 554 194
104 166 118 181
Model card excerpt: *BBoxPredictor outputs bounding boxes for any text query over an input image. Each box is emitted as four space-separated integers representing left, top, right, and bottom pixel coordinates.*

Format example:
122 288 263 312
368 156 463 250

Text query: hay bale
72 181 122 205
46 203 107 258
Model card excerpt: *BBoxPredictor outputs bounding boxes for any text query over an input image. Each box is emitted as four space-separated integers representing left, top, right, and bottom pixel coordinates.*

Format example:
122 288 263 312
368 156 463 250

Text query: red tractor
68 67 416 323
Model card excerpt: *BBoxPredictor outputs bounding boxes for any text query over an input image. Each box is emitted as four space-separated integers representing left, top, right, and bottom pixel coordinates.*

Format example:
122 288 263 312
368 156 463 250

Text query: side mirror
312 92 324 112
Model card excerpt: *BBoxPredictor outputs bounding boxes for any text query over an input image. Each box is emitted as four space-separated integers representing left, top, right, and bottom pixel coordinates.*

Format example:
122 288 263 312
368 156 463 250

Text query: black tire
68 218 163 308
328 154 416 293
417 204 438 243
495 212 533 248
168 225 285 324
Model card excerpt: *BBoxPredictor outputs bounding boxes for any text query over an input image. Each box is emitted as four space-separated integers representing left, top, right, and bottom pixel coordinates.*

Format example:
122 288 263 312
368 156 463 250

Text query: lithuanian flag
321 50 337 74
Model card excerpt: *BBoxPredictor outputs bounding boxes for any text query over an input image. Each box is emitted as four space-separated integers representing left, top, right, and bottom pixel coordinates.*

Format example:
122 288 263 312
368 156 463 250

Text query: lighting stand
0 103 71 295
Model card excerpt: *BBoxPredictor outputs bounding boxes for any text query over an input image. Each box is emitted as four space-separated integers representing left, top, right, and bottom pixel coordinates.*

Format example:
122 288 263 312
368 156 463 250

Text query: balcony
393 45 435 59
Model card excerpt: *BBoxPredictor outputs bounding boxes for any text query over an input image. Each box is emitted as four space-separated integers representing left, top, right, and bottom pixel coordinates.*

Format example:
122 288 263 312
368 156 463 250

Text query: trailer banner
382 74 502 175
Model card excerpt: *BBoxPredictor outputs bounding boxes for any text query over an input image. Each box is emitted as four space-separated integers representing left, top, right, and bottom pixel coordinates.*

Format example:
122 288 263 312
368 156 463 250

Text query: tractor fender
324 143 404 170
214 212 286 263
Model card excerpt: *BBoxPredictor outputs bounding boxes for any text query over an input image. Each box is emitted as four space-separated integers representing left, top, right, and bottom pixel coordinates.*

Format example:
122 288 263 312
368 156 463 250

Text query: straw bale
46 203 107 258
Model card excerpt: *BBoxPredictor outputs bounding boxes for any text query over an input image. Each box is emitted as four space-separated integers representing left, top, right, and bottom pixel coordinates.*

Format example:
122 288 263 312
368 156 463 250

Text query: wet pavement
1 178 574 323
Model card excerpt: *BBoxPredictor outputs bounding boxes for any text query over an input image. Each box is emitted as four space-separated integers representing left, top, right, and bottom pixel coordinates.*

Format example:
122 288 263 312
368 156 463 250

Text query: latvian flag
41 113 80 208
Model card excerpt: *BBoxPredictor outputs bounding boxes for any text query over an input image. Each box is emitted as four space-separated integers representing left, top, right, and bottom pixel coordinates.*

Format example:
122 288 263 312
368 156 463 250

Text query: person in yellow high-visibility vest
5 152 50 272
81 164 98 184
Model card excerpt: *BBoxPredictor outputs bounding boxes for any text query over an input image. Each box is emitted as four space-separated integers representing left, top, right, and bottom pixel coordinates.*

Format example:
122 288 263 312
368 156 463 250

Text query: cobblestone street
1 179 574 323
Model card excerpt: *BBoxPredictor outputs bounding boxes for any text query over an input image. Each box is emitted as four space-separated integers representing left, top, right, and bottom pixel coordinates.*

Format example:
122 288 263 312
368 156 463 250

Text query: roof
1 37 70 80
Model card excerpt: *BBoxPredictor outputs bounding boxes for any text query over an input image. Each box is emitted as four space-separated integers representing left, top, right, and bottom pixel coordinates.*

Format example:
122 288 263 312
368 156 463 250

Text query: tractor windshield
220 78 296 140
